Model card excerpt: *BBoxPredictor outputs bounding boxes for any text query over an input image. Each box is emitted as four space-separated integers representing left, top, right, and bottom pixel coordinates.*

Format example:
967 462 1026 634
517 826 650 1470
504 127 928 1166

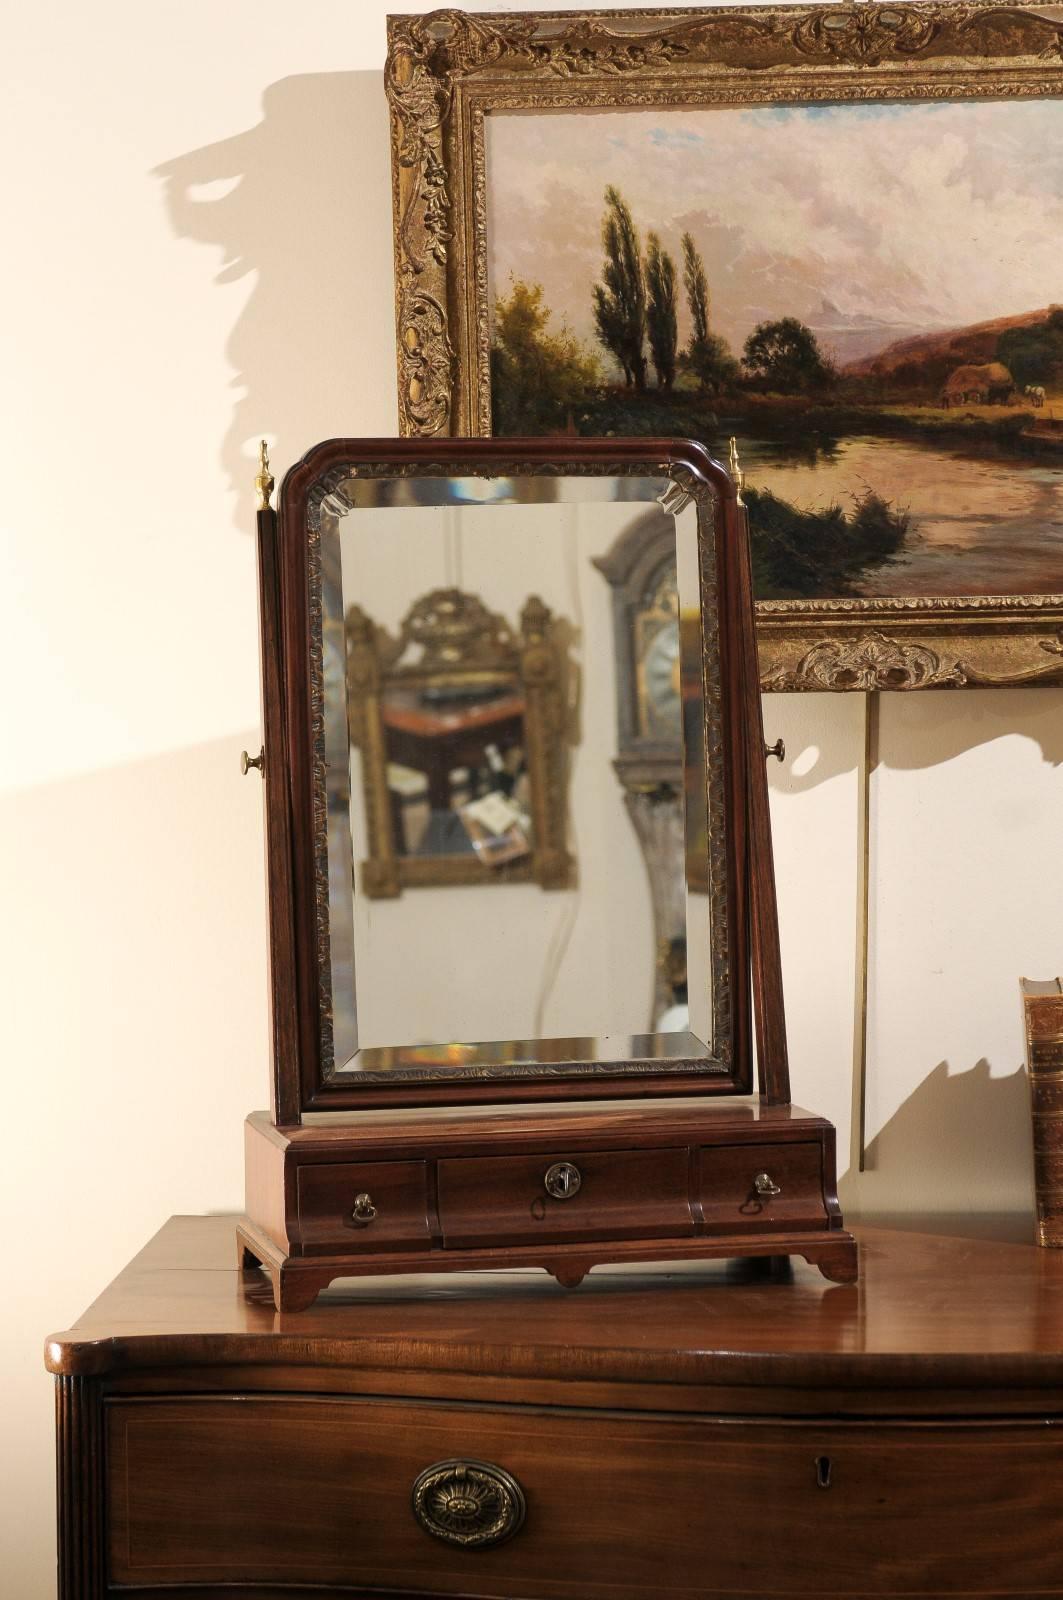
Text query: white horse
1024 384 1047 408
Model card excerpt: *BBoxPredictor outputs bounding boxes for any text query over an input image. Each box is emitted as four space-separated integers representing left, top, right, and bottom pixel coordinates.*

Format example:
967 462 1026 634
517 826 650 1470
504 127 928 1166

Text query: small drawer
438 1147 692 1249
700 1141 828 1234
296 1160 431 1253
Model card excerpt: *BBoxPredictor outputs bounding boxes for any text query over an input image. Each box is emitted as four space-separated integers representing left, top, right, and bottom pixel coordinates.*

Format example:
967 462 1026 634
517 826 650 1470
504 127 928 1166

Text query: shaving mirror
255 437 759 1117
240 436 856 1309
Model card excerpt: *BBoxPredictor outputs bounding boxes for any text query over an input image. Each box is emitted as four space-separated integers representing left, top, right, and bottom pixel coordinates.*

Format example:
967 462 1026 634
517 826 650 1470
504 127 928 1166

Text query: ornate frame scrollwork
385 4 1063 692
345 585 573 896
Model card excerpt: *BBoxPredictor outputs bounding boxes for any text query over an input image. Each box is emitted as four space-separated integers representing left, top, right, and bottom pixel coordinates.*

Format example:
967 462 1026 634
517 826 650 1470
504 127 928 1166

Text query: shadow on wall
767 684 1063 796
153 72 396 531
841 1057 1035 1224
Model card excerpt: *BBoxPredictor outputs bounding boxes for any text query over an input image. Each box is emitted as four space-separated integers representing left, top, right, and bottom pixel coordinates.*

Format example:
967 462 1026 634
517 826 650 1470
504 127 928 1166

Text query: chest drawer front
700 1141 828 1234
296 1159 431 1252
107 1399 1063 1597
437 1146 692 1248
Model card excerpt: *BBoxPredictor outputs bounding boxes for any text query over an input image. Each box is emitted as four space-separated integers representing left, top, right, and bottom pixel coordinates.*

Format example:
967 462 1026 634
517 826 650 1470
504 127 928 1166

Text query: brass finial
728 436 745 505
255 439 275 511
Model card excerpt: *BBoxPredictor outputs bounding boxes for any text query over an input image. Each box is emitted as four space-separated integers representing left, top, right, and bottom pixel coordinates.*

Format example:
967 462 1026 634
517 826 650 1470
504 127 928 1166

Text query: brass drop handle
351 1192 377 1226
754 1172 782 1198
240 746 265 776
765 738 785 763
544 1161 582 1200
412 1459 527 1548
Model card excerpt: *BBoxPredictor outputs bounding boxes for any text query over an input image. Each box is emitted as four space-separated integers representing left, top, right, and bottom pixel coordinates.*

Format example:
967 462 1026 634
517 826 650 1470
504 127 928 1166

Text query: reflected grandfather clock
595 510 689 1026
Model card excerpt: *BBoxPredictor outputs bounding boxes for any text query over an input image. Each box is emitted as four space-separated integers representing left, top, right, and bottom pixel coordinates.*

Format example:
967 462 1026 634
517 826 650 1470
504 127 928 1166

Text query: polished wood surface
49 1217 1063 1598
241 1102 853 1309
47 1214 1056 1399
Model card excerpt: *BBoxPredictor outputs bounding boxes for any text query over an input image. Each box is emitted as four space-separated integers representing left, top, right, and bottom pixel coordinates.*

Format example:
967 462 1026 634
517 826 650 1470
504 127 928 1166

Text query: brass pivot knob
351 1192 377 1226
544 1161 582 1200
240 747 265 776
754 1172 782 1198
764 738 785 763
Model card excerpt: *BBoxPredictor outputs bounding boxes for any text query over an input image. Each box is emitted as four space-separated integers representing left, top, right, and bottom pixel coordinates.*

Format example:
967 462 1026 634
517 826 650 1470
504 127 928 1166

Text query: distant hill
805 297 933 368
843 306 1062 380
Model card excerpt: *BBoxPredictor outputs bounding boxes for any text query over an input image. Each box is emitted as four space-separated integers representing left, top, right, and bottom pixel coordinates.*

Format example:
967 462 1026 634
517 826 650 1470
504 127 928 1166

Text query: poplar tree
646 233 678 391
592 186 647 390
682 231 711 368
681 230 737 395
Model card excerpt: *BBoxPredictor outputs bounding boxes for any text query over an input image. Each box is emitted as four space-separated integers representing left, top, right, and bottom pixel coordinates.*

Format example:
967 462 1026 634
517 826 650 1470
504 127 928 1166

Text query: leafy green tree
998 308 1063 388
645 233 678 390
742 317 834 393
592 187 647 390
490 279 600 435
745 486 908 600
680 231 738 395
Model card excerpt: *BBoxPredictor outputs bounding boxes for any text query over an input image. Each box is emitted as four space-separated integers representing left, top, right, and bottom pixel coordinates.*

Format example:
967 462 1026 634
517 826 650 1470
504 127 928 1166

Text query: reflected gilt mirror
345 583 572 897
260 438 758 1117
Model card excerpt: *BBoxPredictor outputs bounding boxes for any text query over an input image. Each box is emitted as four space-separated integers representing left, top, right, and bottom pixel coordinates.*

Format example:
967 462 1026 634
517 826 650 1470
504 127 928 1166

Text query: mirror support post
255 443 303 1126
730 471 791 1108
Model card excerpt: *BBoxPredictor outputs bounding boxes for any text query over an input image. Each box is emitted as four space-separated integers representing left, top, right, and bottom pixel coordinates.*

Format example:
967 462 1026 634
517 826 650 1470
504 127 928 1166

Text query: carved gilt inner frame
344 584 573 897
386 3 1063 692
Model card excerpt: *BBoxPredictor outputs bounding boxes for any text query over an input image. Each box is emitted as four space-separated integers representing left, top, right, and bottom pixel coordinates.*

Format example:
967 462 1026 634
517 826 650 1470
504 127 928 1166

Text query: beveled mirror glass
267 441 753 1113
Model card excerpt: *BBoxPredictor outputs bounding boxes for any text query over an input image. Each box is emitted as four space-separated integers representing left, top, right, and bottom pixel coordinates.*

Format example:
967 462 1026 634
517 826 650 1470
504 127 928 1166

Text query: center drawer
437 1146 692 1248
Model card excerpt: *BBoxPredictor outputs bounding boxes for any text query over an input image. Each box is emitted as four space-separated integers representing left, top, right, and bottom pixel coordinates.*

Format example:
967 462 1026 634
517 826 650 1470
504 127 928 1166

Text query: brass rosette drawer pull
412 1459 526 1549
350 1192 377 1226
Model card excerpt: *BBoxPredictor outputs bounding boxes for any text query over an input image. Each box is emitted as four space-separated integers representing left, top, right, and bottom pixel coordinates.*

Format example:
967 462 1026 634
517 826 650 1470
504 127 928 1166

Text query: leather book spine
1022 985 1063 1247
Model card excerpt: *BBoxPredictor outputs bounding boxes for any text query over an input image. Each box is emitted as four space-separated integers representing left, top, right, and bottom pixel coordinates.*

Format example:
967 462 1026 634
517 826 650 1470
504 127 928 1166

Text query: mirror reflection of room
320 474 715 1068
348 588 545 869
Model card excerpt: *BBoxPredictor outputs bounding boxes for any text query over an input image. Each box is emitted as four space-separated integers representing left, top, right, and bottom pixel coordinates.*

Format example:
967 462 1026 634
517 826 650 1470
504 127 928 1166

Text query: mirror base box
240 1103 856 1311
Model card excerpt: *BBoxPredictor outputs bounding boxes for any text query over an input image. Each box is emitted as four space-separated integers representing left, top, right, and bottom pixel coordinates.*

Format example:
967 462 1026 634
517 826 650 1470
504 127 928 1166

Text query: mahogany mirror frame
255 436 785 1124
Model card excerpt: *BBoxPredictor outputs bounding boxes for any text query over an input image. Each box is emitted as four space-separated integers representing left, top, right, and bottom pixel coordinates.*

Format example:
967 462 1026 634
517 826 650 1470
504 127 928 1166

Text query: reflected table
382 688 526 812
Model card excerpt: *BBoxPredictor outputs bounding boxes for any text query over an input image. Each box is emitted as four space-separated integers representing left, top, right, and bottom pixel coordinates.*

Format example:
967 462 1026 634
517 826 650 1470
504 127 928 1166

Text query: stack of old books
1021 977 1063 1247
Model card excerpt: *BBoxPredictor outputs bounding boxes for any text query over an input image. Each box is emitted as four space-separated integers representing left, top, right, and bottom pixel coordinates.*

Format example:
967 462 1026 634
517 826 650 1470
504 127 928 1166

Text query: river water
740 433 1063 597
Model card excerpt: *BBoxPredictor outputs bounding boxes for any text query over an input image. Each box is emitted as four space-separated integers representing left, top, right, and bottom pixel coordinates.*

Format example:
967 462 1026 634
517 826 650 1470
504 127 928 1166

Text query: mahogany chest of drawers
48 1214 1063 1598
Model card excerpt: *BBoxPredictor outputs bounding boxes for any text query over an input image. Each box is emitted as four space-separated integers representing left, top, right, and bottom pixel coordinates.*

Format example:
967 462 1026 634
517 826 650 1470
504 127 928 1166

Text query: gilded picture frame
385 3 1063 691
345 586 573 897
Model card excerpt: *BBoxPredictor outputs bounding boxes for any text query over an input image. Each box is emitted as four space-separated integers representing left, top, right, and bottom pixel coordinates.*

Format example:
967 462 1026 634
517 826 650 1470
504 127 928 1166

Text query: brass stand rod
854 691 879 1173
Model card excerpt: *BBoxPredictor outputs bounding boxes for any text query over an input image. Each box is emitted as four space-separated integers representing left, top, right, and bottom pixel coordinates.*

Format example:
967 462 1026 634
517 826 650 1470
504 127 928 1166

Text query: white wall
3 3 1061 1592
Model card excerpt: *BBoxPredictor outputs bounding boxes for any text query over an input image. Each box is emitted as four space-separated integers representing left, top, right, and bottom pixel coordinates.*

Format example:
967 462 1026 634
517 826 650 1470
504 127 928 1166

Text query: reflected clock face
639 618 681 738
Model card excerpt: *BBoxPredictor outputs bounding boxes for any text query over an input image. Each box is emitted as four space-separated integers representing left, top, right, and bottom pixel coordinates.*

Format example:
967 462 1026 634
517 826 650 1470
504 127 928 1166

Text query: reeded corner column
55 1376 105 1600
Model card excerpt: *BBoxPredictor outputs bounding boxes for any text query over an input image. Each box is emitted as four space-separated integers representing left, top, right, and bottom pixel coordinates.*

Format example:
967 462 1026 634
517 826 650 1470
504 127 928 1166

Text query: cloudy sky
485 100 1063 369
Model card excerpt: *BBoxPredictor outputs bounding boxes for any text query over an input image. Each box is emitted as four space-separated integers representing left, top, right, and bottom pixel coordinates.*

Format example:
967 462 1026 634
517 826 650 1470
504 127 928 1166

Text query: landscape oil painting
485 99 1063 604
